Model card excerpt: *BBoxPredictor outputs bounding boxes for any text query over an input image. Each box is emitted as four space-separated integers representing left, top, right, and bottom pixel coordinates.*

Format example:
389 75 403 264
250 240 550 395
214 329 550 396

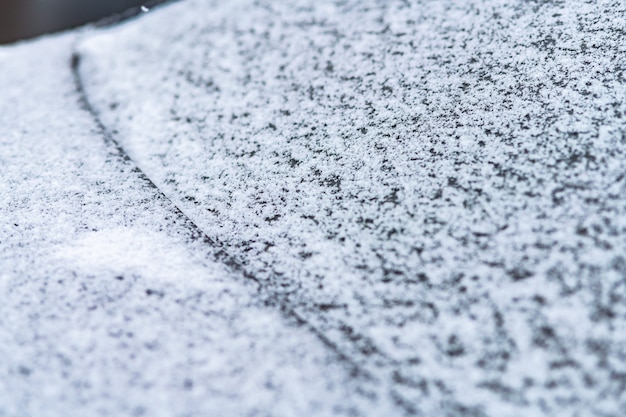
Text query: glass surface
0 0 164 44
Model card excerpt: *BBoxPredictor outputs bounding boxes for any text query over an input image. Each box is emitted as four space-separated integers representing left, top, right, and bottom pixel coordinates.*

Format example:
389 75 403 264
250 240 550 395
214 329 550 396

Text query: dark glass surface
0 0 165 44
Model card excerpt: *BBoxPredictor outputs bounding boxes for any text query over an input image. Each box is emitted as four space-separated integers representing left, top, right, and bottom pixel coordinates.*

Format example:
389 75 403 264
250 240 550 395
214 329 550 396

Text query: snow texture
0 33 382 417
1 0 626 416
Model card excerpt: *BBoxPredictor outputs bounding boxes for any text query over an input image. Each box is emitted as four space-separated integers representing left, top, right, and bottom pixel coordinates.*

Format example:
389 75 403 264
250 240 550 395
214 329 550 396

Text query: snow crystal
77 0 626 415
1 0 625 415
0 32 382 417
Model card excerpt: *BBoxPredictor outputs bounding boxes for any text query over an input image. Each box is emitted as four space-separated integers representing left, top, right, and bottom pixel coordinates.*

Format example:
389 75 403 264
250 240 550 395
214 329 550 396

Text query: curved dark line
69 49 377 382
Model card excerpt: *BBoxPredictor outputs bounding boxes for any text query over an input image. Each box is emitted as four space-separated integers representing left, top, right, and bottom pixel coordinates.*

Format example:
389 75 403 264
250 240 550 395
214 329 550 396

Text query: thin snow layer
0 34 381 417
78 0 626 415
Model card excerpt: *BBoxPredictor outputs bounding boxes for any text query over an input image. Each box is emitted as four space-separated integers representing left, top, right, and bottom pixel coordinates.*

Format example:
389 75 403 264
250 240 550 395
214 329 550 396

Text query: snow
1 0 626 415
0 32 381 417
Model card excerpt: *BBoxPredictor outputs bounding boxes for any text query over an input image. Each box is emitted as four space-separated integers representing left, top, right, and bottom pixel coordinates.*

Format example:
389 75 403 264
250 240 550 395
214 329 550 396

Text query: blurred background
0 0 169 44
